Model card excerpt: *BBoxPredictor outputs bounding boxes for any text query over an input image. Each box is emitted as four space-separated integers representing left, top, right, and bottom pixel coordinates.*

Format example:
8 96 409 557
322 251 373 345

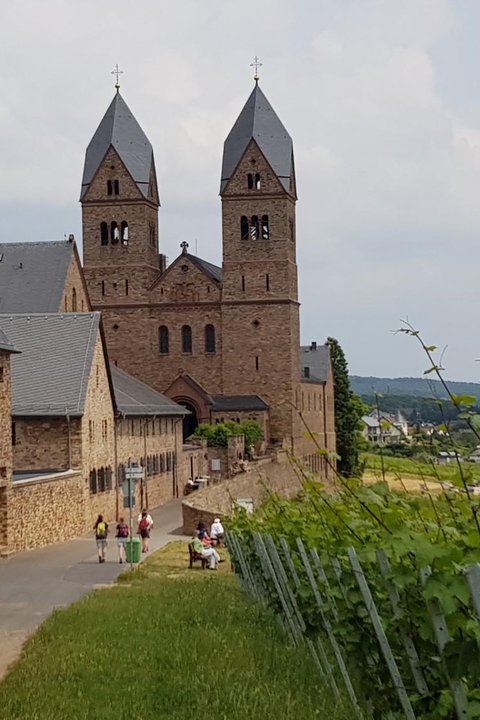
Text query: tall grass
0 543 349 720
362 451 480 484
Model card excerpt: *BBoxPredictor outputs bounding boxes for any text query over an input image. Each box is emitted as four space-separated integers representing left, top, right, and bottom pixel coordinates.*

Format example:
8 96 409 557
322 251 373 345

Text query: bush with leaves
230 477 480 719
194 420 263 449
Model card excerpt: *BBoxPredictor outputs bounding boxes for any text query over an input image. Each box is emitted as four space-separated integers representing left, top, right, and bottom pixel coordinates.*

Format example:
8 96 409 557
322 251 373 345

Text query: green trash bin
125 537 142 564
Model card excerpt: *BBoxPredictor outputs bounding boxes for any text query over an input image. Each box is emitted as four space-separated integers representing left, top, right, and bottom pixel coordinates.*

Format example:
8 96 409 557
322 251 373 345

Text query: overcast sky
1 1 480 381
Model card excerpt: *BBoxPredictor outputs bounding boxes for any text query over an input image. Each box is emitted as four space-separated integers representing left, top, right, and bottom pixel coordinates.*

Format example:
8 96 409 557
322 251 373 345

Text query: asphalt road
0 499 185 679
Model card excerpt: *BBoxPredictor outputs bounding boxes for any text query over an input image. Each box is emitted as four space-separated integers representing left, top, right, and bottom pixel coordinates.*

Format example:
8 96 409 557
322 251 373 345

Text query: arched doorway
178 400 199 441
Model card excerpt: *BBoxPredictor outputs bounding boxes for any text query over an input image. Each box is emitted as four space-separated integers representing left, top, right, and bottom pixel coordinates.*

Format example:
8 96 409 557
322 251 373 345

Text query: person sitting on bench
210 518 224 547
191 534 220 570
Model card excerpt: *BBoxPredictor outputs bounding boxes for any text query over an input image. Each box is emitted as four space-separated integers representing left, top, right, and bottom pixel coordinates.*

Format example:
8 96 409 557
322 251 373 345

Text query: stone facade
10 471 85 552
81 87 336 477
2 319 190 555
115 416 183 513
82 148 161 306
62 245 91 313
182 452 303 534
0 351 13 549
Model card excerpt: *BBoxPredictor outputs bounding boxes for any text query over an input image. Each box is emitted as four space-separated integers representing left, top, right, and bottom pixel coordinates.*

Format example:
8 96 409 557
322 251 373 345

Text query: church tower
220 80 300 445
81 89 161 305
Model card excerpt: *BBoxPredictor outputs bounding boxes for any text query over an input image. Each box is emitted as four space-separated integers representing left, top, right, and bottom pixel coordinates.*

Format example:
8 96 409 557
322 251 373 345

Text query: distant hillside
349 376 480 401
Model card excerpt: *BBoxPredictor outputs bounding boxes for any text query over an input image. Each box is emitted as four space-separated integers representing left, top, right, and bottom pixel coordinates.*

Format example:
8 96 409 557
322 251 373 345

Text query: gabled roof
186 254 222 283
0 313 101 417
221 82 294 194
0 328 19 353
111 365 187 417
150 251 222 292
210 395 269 412
81 91 155 200
362 415 379 429
300 344 331 383
0 241 74 313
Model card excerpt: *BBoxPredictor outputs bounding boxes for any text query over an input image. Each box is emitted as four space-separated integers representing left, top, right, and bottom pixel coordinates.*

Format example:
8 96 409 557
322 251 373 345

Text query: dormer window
114 180 119 195
247 173 253 189
255 173 261 190
107 180 113 196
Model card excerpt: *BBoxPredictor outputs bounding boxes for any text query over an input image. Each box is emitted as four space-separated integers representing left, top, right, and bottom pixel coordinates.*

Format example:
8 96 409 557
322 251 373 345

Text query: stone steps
0 546 15 560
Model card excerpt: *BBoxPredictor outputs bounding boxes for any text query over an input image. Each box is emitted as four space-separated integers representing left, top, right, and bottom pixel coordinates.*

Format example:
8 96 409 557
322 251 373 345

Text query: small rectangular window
125 279 129 296
11 421 16 446
241 275 245 292
255 356 259 371
0 366 3 382
266 274 270 291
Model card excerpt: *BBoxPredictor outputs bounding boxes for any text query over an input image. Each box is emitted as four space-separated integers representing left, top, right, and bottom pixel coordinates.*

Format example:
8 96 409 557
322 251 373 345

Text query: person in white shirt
210 518 224 547
137 509 153 529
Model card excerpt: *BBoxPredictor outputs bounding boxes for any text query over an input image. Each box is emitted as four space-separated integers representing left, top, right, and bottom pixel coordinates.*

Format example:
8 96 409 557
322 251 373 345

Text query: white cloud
1 0 480 380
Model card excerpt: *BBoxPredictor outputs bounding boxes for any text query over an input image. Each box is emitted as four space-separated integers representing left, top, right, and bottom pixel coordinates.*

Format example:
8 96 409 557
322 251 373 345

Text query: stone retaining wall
182 451 303 534
10 471 85 552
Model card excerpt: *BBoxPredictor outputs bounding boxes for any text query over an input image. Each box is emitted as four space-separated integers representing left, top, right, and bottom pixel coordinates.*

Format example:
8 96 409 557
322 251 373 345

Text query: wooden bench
188 542 208 569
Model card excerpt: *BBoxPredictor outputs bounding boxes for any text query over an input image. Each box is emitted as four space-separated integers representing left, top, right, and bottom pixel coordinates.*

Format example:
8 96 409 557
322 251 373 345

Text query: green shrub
194 420 263 448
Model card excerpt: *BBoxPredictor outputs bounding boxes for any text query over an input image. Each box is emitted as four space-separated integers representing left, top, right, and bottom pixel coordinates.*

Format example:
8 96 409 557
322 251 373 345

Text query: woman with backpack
115 516 129 564
137 510 152 553
94 514 108 564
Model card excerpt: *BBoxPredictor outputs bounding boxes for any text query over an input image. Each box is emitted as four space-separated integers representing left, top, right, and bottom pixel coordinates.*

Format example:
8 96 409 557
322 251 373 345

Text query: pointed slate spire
81 92 155 200
220 83 294 194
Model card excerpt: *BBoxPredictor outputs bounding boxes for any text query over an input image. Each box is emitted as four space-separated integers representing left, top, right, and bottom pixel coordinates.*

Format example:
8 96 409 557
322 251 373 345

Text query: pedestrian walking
137 510 152 553
115 516 129 563
94 514 108 563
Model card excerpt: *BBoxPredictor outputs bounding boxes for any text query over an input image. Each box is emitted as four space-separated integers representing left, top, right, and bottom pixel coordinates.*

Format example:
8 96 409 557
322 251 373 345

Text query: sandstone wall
81 334 117 526
116 416 183 512
62 250 91 313
0 351 12 547
182 452 303 534
12 417 78 472
10 471 86 552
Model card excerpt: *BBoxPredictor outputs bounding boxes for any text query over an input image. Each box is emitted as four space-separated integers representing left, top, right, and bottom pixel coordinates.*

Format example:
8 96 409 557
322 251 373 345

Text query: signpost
123 458 145 569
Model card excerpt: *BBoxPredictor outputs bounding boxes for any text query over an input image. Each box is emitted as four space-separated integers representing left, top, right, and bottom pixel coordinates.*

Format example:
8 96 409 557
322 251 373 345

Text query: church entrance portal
180 401 199 441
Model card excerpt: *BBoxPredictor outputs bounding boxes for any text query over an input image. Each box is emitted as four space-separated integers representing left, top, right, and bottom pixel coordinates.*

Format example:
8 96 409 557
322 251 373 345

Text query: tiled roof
81 91 155 200
221 83 294 194
111 365 187 417
0 241 73 313
210 395 269 412
0 313 101 417
300 344 330 383
187 254 223 283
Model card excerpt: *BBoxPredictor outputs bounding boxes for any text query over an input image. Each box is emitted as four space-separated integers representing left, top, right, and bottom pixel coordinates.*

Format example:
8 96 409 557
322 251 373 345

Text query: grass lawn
0 542 349 720
362 451 480 489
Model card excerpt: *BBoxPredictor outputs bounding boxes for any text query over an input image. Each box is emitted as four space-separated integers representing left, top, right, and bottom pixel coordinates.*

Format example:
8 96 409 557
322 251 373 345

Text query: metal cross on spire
111 64 124 91
250 55 263 82
180 241 189 254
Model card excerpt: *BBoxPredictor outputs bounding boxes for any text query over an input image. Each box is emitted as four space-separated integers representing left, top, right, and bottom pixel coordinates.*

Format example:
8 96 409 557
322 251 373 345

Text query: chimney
68 234 75 243
310 341 317 351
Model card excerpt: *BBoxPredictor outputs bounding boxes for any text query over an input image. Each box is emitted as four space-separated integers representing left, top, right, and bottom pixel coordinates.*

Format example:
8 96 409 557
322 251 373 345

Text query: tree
327 337 364 477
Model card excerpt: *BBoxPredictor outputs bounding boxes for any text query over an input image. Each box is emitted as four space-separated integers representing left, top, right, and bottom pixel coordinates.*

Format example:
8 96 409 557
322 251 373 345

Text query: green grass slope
0 542 348 720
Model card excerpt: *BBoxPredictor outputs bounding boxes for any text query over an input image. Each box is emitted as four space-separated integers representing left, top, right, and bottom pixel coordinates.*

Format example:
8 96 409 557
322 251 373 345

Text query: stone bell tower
81 84 161 306
219 78 300 444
